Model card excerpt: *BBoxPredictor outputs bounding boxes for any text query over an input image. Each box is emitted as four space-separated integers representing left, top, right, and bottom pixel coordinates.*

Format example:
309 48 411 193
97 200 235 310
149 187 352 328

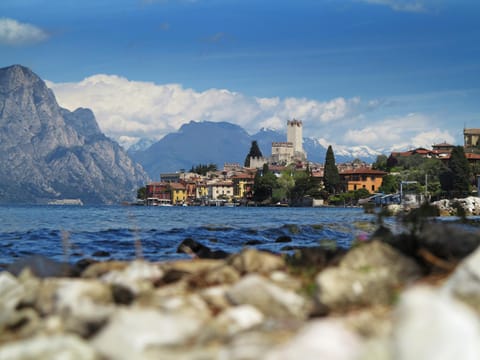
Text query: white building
207 180 234 200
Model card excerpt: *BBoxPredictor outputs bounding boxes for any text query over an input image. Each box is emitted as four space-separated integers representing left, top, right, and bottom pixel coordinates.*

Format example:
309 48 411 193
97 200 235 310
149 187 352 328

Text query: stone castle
250 119 307 168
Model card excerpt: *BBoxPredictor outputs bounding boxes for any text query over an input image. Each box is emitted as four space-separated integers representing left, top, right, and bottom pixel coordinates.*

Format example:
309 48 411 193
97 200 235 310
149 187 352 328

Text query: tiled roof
340 168 387 176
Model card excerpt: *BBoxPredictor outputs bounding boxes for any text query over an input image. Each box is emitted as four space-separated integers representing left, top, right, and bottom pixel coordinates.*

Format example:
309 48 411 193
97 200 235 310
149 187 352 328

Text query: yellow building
169 183 186 204
340 168 387 193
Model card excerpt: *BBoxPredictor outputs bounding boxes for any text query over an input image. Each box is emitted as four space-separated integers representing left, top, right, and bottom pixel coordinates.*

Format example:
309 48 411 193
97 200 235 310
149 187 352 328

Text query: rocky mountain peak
0 65 149 204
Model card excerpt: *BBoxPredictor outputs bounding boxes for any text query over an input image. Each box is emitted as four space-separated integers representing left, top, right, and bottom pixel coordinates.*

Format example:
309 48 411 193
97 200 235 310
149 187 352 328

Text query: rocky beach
1 211 480 360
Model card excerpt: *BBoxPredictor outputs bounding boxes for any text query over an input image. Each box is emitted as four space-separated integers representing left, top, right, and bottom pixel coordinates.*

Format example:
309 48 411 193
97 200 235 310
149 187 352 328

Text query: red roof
340 168 387 176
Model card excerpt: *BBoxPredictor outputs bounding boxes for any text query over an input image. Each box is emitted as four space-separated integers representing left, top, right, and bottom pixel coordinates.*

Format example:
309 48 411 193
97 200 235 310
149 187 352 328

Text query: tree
253 164 277 203
244 140 263 167
137 186 146 200
323 145 340 194
441 146 471 197
373 155 388 171
190 163 217 175
379 174 399 194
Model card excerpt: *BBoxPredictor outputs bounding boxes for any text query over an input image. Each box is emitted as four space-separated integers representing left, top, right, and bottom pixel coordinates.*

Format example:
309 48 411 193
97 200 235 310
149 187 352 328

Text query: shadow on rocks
7 255 76 278
372 203 480 274
177 238 230 259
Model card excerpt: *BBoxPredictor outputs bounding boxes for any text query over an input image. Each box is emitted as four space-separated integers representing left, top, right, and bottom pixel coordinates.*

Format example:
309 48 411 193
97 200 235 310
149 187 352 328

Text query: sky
1 0 479 153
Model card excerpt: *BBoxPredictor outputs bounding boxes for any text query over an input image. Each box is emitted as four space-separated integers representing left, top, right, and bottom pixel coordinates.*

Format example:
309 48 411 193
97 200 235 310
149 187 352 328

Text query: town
138 121 480 207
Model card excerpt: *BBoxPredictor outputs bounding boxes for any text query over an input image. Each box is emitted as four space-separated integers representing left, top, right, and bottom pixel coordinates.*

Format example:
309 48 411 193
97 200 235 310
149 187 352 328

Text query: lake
0 205 381 266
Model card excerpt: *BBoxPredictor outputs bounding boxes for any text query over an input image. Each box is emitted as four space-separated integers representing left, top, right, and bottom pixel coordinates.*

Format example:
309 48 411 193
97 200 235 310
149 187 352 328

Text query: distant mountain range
0 63 383 203
129 121 382 179
0 65 148 204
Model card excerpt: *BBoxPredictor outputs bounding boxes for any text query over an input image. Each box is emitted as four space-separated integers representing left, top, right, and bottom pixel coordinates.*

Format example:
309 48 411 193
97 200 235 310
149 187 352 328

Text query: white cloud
47 74 358 147
0 18 48 45
358 0 427 12
47 74 454 152
343 113 454 150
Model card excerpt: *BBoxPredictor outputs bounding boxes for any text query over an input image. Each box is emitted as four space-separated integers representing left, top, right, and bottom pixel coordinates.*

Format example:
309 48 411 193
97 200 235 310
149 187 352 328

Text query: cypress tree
448 146 471 196
244 140 263 167
323 145 340 194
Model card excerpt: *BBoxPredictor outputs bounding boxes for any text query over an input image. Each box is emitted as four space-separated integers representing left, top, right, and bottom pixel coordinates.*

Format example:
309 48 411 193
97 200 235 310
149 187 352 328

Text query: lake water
0 205 380 266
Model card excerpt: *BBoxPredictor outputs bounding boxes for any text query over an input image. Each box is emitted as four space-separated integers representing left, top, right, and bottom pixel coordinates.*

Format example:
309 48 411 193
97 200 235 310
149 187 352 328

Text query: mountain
131 122 381 178
0 65 149 204
130 121 252 179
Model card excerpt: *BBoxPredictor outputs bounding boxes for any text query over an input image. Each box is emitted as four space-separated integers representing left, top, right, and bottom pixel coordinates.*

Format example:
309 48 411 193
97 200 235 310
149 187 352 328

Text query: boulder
265 319 362 360
392 286 480 360
227 248 285 275
226 274 310 319
316 241 422 310
177 238 230 259
92 308 204 360
443 245 480 312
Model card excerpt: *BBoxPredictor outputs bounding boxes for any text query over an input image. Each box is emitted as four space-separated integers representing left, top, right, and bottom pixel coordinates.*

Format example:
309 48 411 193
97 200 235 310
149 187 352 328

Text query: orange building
340 168 387 193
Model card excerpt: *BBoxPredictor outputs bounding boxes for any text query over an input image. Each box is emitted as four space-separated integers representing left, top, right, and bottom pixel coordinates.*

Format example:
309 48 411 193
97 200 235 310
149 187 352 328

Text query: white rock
226 274 309 319
92 308 204 360
100 260 164 293
392 286 480 360
265 319 363 360
215 305 265 336
0 272 25 326
443 245 480 300
0 334 97 360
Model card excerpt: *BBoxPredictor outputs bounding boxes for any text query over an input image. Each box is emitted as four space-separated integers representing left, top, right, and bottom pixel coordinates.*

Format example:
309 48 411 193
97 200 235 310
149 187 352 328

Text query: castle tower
287 119 305 158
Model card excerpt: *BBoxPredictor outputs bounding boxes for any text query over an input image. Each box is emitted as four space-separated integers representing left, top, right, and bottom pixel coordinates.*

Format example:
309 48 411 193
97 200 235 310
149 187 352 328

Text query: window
372 185 375 191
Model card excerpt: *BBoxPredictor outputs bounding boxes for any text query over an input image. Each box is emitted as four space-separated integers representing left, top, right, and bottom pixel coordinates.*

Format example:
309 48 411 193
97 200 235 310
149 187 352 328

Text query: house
145 182 172 205
340 168 387 193
464 128 480 150
231 173 255 200
169 182 187 204
207 180 234 201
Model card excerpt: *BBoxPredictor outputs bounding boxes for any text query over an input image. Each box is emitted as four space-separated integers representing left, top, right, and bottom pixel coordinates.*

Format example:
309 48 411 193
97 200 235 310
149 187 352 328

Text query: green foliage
190 163 217 175
379 174 399 194
137 186 146 199
373 154 388 171
328 189 370 206
244 140 263 167
323 145 340 194
440 146 471 197
253 164 278 203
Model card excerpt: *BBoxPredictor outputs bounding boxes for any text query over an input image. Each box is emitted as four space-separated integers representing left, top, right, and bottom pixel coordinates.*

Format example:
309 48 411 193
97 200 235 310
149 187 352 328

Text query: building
207 180 234 201
271 142 294 165
340 168 387 193
287 119 307 161
464 128 480 150
169 182 187 204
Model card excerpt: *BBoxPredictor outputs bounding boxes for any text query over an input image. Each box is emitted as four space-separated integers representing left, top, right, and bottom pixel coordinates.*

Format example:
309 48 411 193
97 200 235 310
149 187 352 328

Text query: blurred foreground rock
2 240 480 359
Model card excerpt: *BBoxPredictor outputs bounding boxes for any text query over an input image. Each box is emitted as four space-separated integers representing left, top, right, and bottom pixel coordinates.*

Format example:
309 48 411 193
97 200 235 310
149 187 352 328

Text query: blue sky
1 0 479 154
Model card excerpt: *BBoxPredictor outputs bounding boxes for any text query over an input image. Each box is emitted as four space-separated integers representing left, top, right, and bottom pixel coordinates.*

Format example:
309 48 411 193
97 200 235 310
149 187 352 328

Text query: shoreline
1 219 480 359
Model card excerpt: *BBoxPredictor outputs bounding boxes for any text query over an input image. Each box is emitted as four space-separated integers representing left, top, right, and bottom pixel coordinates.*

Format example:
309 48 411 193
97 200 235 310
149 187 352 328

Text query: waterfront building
340 168 387 193
464 128 480 150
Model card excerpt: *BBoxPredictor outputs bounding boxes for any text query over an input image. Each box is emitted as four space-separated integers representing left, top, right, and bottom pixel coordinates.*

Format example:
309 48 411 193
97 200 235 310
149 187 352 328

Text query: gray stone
35 278 114 336
316 241 422 310
226 274 310 319
0 272 26 327
227 248 285 275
